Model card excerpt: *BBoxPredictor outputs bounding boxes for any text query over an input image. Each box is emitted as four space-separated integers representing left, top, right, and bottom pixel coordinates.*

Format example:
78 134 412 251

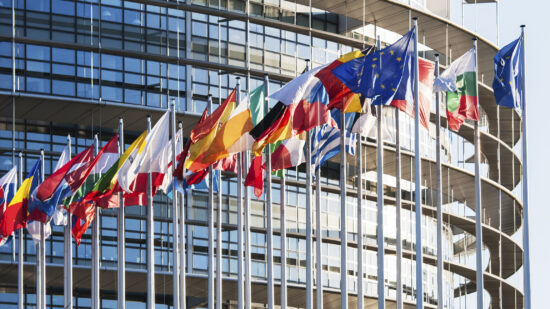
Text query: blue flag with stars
493 34 524 109
332 27 416 106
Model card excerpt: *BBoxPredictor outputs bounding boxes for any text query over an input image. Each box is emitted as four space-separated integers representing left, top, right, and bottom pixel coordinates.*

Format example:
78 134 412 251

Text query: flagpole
305 60 313 309
519 25 531 309
471 37 484 309
280 170 287 309
375 35 385 309
237 150 244 308
395 108 403 309
207 94 215 309
146 116 155 309
17 152 23 309
434 54 444 309
64 134 73 309
37 149 45 309
357 133 364 309
216 95 224 309
171 99 181 309
92 134 100 309
178 122 187 309
339 109 349 309
315 125 323 309
117 118 126 309
243 151 251 309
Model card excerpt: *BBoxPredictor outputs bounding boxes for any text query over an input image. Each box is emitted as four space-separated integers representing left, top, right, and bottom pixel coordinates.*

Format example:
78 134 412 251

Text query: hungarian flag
0 159 41 237
204 84 265 163
64 135 119 244
0 166 17 246
433 48 478 131
185 88 237 172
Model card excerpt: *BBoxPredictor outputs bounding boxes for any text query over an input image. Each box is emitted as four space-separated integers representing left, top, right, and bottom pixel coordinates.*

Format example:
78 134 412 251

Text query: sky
457 0 550 307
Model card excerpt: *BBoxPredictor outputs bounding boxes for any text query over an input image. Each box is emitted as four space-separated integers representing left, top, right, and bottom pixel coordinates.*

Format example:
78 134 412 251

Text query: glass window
26 77 50 93
228 28 245 45
124 9 142 26
52 48 74 64
52 0 74 15
27 45 50 61
27 0 49 12
101 54 122 70
265 37 280 53
52 80 75 96
101 6 122 22
192 21 208 37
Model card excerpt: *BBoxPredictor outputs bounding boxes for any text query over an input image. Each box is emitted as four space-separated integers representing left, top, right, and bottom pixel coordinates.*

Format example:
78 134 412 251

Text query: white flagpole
243 152 251 309
171 99 180 309
434 54 444 309
280 171 287 309
264 74 275 309
472 38 484 309
395 108 403 309
412 18 424 309
315 126 323 309
340 109 349 309
37 149 45 309
178 122 187 309
17 152 23 309
92 134 100 309
146 116 155 309
65 134 73 309
236 80 244 309
207 94 215 309
216 94 225 309
376 36 386 309
519 25 531 309
117 118 126 309
305 60 313 309
357 134 364 309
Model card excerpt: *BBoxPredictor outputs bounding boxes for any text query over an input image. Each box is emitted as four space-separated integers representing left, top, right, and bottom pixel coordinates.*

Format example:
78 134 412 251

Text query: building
0 0 524 308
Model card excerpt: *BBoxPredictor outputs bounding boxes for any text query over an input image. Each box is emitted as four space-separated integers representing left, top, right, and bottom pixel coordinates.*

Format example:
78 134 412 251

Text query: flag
173 139 192 181
174 169 219 195
245 155 263 198
205 84 265 163
268 132 307 172
158 129 184 194
315 48 373 112
118 112 170 194
0 166 17 246
185 89 237 172
433 48 478 131
0 159 41 237
493 35 523 109
332 27 416 106
390 58 435 129
311 124 356 172
351 102 377 137
64 135 119 244
211 154 238 174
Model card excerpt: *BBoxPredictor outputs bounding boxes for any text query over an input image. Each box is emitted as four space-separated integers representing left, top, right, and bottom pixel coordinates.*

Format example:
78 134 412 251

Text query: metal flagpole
305 60 313 309
65 134 73 309
216 94 225 309
207 94 215 309
237 150 243 308
263 74 275 309
412 18 424 309
17 152 23 309
178 122 187 309
171 99 180 309
434 55 444 309
375 35 385 309
117 118 126 309
37 149 45 309
243 152 251 309
472 38 484 309
519 25 531 309
315 126 323 309
340 108 348 309
92 134 100 309
280 170 287 309
146 116 155 309
357 133 364 309
395 108 403 309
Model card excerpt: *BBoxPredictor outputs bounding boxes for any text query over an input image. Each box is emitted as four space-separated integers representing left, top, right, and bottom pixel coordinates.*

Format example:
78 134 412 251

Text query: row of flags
0 27 524 248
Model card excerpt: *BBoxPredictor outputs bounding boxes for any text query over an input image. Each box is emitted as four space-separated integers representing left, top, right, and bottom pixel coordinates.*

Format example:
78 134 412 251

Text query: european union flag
332 27 416 106
493 34 524 109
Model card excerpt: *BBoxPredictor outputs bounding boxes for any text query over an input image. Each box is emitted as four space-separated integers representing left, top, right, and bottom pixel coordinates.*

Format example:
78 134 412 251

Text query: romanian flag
0 159 42 237
185 88 237 172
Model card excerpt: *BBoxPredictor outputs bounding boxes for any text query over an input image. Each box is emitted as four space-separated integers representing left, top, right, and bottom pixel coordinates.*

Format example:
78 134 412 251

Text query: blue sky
457 0 549 307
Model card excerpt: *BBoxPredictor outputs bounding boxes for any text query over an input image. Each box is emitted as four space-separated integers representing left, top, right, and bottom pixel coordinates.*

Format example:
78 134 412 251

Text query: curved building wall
0 0 524 308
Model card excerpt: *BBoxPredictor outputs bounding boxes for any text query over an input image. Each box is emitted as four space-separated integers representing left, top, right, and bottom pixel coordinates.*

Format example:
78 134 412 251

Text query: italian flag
434 48 478 131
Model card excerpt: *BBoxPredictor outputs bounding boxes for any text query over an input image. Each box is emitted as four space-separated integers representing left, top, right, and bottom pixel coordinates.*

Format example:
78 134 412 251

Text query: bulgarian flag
64 135 119 244
433 48 478 131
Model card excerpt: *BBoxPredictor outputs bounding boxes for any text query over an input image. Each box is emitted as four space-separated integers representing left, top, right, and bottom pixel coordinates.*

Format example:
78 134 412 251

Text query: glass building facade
0 0 524 308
